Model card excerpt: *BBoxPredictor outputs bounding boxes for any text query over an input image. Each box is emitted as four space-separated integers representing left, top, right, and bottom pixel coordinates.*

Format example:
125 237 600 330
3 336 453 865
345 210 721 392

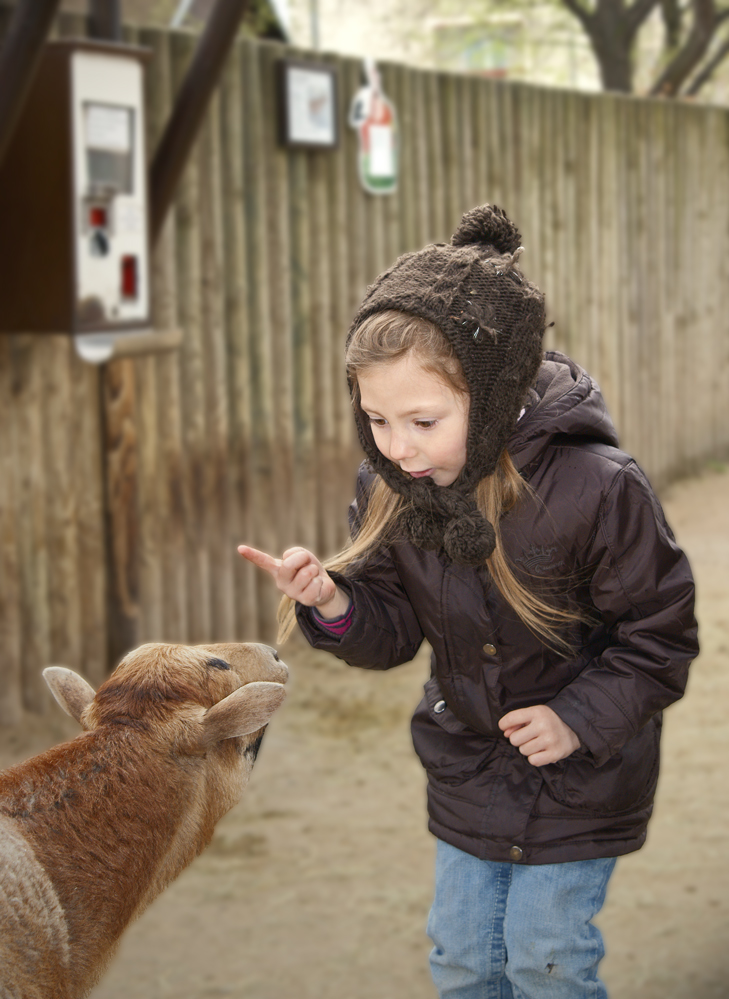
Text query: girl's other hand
498 705 580 766
237 545 349 618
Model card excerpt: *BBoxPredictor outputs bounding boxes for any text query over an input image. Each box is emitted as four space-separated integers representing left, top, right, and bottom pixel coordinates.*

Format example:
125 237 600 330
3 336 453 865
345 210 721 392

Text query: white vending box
0 41 175 361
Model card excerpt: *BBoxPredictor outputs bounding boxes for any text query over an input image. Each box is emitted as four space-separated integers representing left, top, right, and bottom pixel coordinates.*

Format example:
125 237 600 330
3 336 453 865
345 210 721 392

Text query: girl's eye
415 420 437 429
368 417 387 427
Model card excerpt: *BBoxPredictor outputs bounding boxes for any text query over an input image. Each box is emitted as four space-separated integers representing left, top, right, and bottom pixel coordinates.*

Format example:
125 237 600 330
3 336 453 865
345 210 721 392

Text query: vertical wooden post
259 40 294 554
142 25 187 644
344 57 369 315
123 23 163 647
0 337 23 725
200 86 236 641
397 63 416 254
426 71 445 241
307 132 338 557
326 54 357 551
241 38 280 640
220 39 258 638
171 29 210 645
70 348 108 686
289 144 317 555
411 67 430 246
472 77 489 205
12 335 51 705
102 356 140 666
380 61 401 265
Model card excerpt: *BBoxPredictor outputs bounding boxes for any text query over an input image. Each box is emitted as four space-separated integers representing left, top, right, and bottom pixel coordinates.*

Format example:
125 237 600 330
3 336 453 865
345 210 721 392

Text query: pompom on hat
347 205 546 566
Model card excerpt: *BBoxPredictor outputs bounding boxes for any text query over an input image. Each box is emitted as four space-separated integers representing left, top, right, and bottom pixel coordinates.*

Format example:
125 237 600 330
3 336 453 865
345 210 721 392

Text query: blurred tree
559 0 729 95
44 0 286 39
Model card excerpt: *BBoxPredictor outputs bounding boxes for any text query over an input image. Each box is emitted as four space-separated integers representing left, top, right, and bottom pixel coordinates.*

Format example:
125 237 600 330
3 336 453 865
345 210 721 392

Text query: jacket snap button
483 643 496 655
434 700 447 714
509 845 523 862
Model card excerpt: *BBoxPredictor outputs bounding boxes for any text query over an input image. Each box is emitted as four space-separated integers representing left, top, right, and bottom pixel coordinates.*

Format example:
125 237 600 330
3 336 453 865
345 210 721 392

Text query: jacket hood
507 351 619 473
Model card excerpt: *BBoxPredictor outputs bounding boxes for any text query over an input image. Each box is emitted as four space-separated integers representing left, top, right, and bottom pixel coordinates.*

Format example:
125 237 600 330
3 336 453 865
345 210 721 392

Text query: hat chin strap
368 453 497 566
354 397 498 566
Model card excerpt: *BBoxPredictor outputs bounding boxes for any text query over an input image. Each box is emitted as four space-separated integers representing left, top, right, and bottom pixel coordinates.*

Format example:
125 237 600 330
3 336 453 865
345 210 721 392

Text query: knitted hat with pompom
347 204 546 567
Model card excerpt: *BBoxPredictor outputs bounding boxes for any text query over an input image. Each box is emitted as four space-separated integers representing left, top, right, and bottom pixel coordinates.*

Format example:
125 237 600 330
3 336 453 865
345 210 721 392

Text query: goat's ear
43 667 96 728
201 681 286 747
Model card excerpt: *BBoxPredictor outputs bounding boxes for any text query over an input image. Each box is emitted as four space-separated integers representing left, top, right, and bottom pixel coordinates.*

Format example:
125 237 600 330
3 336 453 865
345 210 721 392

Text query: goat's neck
1 728 214 991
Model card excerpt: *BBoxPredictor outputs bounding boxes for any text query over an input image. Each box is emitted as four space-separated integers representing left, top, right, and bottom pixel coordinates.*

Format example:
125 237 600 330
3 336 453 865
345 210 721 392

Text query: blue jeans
427 840 616 999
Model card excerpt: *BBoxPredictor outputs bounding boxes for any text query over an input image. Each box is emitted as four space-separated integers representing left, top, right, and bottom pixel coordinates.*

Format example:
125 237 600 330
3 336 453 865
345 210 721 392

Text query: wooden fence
1 10 729 723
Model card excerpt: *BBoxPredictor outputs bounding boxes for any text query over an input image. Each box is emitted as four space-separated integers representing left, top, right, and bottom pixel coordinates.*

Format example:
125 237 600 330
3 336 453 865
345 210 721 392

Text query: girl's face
357 353 469 487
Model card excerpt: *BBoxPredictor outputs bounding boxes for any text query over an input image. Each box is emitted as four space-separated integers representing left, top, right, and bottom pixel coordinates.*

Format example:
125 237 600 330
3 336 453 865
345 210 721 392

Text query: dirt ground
1 467 727 999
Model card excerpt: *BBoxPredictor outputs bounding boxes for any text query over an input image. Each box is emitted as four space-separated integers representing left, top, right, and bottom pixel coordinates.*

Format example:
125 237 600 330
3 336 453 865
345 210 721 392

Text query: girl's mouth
406 468 434 478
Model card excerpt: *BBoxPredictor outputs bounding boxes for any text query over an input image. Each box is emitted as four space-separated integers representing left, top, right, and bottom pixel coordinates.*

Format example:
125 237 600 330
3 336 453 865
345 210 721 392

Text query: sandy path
2 469 727 998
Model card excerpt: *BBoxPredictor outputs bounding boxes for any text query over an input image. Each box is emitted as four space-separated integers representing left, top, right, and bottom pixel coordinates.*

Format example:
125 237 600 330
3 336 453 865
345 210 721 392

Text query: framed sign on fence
277 59 339 149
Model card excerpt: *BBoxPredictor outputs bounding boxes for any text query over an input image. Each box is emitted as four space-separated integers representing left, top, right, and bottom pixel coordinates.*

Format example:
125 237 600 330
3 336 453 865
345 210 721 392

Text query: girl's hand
237 545 350 618
498 705 580 766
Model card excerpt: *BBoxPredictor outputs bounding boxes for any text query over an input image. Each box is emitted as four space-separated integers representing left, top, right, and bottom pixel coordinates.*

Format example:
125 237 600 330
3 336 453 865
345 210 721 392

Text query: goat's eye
206 657 231 671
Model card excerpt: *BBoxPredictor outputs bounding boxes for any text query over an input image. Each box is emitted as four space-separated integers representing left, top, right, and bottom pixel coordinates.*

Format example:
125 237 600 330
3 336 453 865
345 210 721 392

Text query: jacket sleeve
547 460 698 766
295 467 425 670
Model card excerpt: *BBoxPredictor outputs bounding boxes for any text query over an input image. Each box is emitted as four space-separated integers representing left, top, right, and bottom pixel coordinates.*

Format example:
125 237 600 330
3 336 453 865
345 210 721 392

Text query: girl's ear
43 666 96 727
200 681 286 747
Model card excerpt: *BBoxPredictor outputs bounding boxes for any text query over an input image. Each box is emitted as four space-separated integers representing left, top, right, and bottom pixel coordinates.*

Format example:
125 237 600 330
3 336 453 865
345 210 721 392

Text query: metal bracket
74 327 182 364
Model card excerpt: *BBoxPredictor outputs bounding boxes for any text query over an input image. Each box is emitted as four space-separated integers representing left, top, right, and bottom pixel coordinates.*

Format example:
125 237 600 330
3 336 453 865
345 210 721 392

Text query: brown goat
0 642 287 999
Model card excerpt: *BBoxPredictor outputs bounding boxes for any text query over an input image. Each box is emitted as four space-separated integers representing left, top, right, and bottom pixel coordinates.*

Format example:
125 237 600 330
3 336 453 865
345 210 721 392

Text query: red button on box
121 255 137 299
89 205 107 228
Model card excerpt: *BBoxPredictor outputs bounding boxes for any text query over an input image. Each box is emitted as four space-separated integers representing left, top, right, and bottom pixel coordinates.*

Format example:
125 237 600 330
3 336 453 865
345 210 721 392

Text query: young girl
239 205 698 999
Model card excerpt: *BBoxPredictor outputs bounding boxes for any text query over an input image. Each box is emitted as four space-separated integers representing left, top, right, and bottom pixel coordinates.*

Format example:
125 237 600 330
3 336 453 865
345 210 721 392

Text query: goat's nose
260 643 287 680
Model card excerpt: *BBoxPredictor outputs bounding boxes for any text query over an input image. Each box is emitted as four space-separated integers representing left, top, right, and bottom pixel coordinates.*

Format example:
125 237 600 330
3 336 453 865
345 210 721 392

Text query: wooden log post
123 23 163 647
594 94 621 435
220 39 257 639
101 356 140 667
43 337 84 682
344 57 370 316
308 132 338 558
11 335 51 707
0 337 23 725
241 37 280 640
425 70 445 242
69 343 107 686
288 139 317 556
440 71 460 234
379 61 401 265
199 87 236 641
325 54 357 551
259 40 294 556
141 25 187 645
171 28 210 645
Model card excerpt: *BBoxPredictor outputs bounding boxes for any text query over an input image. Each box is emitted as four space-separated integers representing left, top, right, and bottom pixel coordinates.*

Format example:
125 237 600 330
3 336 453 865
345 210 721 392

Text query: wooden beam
150 0 250 245
0 0 63 167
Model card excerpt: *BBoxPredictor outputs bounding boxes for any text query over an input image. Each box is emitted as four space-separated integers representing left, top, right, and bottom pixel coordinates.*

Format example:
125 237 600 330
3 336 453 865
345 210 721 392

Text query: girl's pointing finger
237 545 283 575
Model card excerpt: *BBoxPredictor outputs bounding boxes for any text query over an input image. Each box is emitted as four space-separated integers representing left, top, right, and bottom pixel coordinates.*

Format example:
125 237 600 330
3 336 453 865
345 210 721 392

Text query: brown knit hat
347 205 546 567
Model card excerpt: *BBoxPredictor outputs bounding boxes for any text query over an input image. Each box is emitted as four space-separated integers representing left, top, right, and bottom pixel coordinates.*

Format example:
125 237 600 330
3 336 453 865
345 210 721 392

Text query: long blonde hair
277 311 581 649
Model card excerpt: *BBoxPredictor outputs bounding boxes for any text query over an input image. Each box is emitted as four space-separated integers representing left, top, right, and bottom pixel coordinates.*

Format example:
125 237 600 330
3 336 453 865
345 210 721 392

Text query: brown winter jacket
296 352 698 865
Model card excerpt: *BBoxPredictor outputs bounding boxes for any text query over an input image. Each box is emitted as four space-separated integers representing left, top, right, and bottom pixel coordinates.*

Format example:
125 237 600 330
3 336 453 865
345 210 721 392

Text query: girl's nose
388 431 415 461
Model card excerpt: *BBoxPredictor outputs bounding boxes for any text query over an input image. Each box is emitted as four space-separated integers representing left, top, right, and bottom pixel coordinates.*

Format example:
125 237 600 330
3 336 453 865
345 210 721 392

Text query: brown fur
0 642 287 999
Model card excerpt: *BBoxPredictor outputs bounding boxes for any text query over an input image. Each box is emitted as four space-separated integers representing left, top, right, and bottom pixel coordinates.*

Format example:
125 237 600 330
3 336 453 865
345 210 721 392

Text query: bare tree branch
561 0 594 29
659 0 682 47
563 0 660 90
685 32 729 92
561 0 729 95
626 0 662 37
650 0 717 94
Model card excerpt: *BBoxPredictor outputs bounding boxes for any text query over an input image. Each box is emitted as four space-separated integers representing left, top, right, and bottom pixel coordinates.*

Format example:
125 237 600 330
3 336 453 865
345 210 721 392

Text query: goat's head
43 643 288 813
